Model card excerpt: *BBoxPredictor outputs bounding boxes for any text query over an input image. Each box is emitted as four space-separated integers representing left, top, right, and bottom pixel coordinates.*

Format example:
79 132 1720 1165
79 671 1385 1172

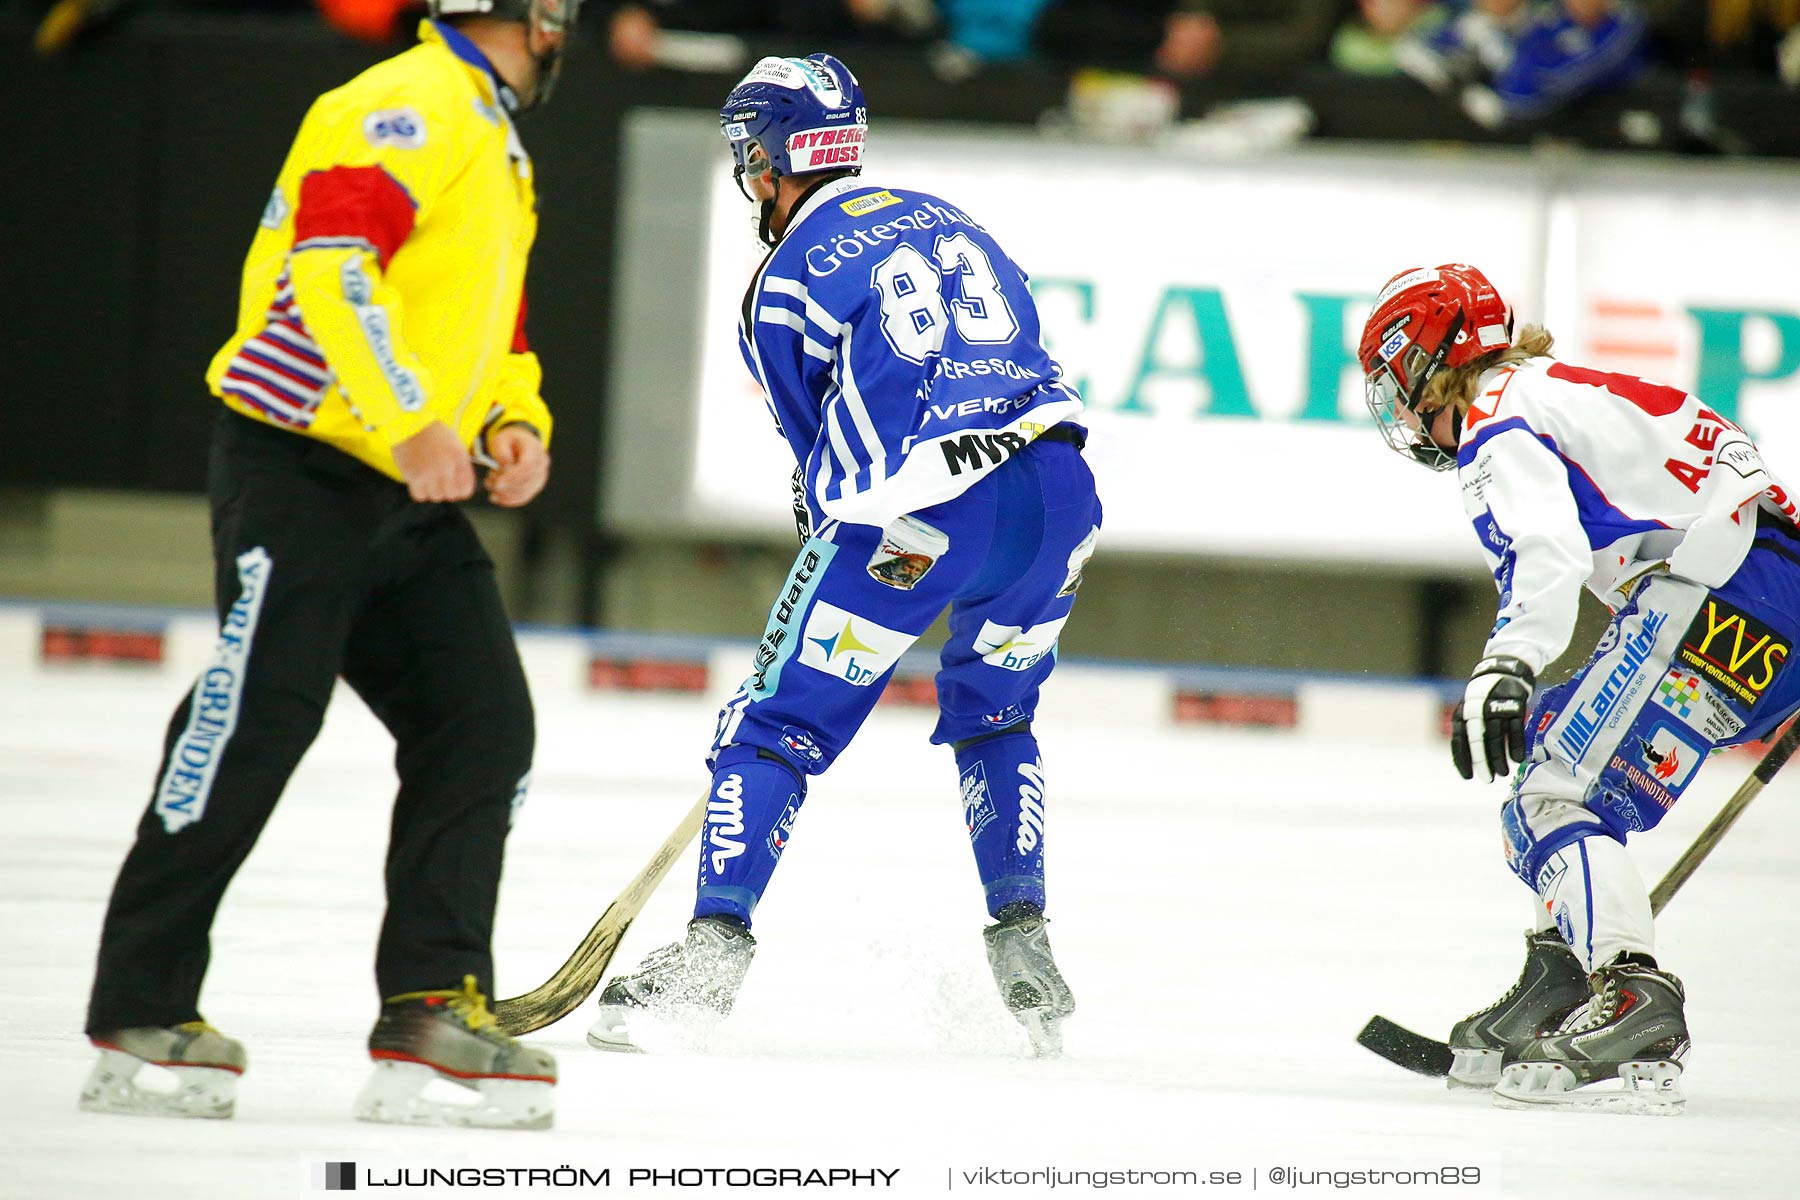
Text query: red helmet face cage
1359 264 1513 471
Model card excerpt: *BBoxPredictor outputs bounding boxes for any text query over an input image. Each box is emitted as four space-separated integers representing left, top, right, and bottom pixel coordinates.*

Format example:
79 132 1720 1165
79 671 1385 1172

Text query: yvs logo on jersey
1676 598 1789 709
798 601 912 686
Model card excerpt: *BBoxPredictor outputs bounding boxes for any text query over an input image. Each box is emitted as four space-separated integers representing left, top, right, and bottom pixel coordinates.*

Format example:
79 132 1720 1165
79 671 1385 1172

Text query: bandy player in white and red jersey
1360 264 1800 1109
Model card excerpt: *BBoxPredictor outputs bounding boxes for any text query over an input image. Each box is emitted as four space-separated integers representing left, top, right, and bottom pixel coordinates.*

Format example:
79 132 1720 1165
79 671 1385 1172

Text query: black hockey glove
1451 656 1535 782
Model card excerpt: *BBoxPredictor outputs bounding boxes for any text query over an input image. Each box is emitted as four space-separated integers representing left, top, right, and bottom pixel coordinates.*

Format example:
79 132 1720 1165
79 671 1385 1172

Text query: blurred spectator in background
607 1 767 70
1331 0 1447 74
317 0 422 41
604 1 935 70
1033 1 1338 84
1699 0 1800 79
1396 0 1544 93
937 0 1050 64
1400 1 1648 126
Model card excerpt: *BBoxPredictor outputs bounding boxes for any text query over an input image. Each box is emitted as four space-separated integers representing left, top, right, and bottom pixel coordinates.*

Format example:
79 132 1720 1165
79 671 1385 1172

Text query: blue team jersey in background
737 177 1085 531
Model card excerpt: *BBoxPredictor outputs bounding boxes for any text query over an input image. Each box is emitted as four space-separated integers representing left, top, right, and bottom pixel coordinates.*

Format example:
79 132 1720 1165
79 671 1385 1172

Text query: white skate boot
80 1021 246 1119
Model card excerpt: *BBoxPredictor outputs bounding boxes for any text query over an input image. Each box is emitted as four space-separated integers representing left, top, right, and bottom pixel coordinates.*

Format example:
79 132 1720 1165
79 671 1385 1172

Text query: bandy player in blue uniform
1362 264 1800 1108
588 55 1102 1057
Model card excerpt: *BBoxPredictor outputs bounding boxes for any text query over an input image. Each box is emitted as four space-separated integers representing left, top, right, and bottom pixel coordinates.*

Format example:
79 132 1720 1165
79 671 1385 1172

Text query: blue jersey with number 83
737 177 1085 531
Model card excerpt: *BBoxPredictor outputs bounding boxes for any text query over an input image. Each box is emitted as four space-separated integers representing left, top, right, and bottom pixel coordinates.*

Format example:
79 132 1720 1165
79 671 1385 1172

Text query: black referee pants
86 411 534 1032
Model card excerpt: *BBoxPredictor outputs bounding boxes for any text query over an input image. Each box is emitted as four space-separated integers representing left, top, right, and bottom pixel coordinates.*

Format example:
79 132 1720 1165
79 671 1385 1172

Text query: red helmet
1359 264 1514 470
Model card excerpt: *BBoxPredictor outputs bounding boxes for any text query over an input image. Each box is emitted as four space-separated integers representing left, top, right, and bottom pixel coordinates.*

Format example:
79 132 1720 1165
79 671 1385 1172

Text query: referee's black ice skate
354 975 556 1130
80 1021 246 1119
586 915 757 1052
984 903 1075 1058
1494 955 1690 1111
1447 928 1589 1089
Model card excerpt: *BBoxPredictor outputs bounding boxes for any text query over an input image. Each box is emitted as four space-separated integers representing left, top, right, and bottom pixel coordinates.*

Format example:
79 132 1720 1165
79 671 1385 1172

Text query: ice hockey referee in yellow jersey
81 1 579 1131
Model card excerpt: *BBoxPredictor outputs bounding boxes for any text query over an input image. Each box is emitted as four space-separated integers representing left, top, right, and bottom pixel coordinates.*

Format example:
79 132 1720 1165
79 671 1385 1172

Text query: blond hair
1421 324 1555 414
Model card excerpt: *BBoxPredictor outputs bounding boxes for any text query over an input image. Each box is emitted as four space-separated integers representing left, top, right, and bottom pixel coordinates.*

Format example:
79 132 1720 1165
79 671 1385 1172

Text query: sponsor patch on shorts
974 616 1068 672
1656 667 1746 742
798 601 912 686
866 515 949 591
1057 525 1099 598
960 762 996 837
1603 719 1705 813
1675 597 1789 709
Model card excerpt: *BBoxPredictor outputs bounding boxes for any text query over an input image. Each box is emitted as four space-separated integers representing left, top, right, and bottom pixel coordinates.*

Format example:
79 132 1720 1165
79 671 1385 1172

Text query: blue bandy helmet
720 54 867 196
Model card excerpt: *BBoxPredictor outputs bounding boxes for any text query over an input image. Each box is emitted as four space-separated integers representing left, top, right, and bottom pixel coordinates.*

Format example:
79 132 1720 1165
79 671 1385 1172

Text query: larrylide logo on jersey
1554 611 1668 763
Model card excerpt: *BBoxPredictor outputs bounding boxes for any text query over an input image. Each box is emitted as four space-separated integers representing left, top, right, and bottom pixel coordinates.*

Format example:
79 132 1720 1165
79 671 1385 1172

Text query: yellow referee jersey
206 20 551 480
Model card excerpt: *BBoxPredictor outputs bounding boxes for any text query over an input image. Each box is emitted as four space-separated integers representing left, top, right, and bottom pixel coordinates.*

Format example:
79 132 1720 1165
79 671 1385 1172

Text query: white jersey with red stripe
1455 357 1797 674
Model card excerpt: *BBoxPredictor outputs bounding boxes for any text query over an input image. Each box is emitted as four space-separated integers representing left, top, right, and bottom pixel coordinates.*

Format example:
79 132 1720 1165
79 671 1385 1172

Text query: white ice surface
3 662 1798 1198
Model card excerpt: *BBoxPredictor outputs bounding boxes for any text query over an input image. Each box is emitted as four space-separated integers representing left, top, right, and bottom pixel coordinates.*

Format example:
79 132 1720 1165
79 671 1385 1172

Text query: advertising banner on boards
620 119 1800 568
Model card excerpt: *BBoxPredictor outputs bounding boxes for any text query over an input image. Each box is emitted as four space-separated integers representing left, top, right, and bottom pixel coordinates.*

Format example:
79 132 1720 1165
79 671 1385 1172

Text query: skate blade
78 1050 238 1119
1447 1047 1502 1090
1492 1059 1685 1114
1016 1010 1065 1059
585 1007 643 1054
354 1060 554 1131
588 1000 729 1055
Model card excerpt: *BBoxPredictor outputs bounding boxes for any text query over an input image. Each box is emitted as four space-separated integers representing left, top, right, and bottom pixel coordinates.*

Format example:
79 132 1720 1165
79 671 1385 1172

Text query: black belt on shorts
1034 423 1087 451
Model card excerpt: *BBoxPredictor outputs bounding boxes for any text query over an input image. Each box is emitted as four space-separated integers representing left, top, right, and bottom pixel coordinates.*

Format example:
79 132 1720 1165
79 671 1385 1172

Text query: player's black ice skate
354 975 556 1130
80 1020 247 1119
984 903 1076 1058
1447 928 1589 1089
586 915 757 1052
1494 955 1689 1112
